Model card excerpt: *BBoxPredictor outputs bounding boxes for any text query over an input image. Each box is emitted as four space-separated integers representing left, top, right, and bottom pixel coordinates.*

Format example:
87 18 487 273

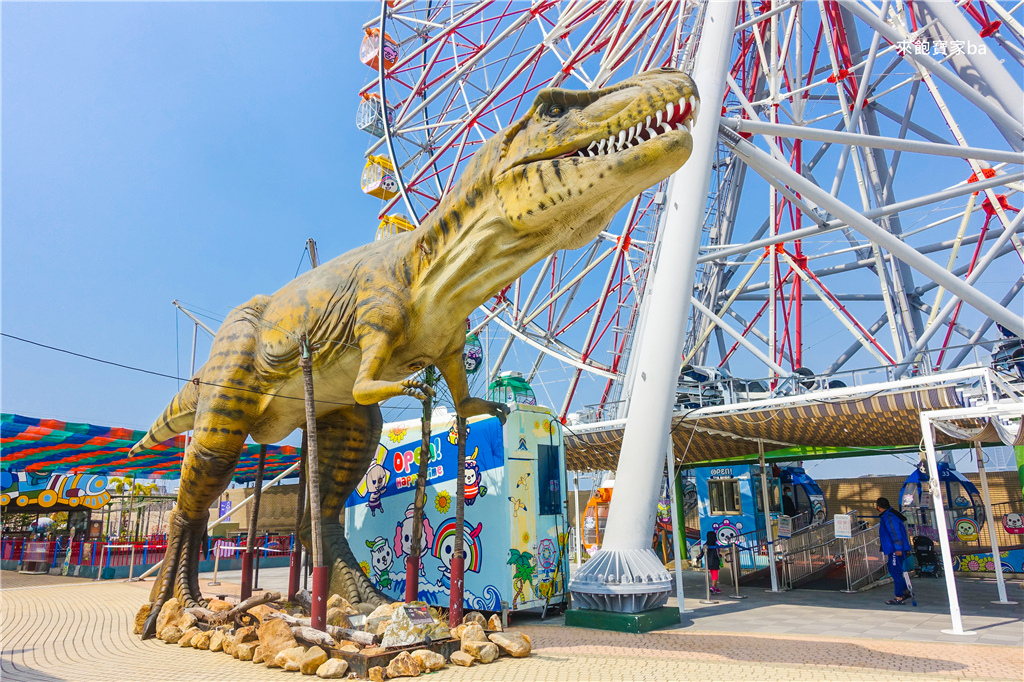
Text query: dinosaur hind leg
142 424 249 638
300 404 390 606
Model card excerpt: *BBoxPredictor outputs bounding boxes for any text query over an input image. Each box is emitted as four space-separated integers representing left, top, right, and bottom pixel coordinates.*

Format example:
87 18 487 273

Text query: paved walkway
2 571 1022 682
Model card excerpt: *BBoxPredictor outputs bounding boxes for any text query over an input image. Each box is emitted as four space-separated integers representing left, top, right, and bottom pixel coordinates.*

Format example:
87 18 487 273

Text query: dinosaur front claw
400 379 436 401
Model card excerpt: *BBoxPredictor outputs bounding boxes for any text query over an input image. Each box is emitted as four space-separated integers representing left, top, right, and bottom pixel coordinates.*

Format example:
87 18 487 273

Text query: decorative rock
460 622 487 643
451 624 466 640
326 594 358 614
235 625 258 643
192 631 212 650
356 602 378 615
375 619 392 637
487 614 503 632
300 646 329 675
207 598 233 612
133 603 152 635
339 645 360 654
155 598 183 639
367 603 397 620
522 633 531 647
326 607 351 627
160 625 184 644
178 613 198 631
252 645 264 663
461 640 498 664
410 649 445 672
380 606 420 648
449 651 474 667
276 645 307 671
209 630 226 652
336 639 360 649
385 651 421 678
462 611 486 627
223 634 238 657
368 665 386 682
316 658 349 679
237 641 259 661
178 627 201 647
488 632 531 657
258 618 299 668
361 647 387 657
248 604 279 624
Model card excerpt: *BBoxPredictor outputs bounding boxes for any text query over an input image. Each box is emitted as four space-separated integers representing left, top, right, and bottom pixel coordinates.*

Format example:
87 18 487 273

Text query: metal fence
839 523 888 591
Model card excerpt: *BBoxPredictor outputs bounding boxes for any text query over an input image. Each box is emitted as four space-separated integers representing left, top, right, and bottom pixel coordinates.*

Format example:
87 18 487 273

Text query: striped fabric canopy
1 414 300 483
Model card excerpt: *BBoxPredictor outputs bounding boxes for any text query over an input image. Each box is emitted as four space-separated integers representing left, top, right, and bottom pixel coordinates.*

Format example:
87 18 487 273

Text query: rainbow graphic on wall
433 518 484 572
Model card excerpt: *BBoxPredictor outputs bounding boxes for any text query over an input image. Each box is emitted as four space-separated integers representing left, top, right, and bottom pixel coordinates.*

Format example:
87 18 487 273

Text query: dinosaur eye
547 104 566 118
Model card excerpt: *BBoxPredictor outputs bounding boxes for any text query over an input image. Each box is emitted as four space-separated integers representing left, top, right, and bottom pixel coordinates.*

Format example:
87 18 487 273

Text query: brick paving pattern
2 573 1021 682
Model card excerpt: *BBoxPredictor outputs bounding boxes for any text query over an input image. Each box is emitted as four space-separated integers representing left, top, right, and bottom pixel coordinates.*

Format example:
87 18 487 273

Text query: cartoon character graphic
447 424 470 445
1003 513 1024 534
953 495 970 508
356 445 391 516
954 517 979 542
432 519 483 591
464 448 487 505
393 503 434 577
364 536 394 590
508 496 527 518
712 519 743 546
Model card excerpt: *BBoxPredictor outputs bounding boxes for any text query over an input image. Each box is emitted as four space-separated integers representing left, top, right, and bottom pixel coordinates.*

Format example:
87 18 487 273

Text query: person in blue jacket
877 497 912 605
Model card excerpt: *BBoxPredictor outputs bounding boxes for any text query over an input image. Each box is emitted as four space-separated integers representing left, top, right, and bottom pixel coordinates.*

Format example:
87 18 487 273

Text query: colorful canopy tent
1 414 299 483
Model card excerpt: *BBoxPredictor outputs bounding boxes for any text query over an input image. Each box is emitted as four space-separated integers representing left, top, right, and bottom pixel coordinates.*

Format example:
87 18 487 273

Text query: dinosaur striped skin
133 69 698 636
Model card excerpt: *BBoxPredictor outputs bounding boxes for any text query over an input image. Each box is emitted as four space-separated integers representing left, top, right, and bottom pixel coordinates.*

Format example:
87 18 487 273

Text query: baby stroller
913 536 941 577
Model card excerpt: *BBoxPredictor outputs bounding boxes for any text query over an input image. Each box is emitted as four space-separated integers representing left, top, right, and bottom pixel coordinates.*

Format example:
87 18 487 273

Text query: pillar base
565 606 681 633
568 548 673 613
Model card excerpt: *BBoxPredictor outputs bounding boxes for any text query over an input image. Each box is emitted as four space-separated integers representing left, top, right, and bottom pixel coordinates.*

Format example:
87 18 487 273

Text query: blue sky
2 2 1011 480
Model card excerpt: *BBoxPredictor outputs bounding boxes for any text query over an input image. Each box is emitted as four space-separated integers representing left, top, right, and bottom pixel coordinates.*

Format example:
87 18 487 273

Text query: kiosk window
709 479 742 515
537 444 561 516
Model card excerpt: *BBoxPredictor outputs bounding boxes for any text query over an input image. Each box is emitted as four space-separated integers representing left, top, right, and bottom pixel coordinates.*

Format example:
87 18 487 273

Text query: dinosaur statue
133 68 699 637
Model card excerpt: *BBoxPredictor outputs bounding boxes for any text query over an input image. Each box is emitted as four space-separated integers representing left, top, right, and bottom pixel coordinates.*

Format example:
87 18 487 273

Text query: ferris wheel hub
568 547 674 612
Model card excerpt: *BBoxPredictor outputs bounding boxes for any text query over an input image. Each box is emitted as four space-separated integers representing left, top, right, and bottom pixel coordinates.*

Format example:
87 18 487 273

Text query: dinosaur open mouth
565 94 699 159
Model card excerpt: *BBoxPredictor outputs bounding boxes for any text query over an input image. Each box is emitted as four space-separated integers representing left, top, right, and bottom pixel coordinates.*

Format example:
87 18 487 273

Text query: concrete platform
2 569 1022 682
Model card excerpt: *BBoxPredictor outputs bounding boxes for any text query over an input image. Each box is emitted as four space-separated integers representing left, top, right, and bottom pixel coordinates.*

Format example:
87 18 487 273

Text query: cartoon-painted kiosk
345 404 569 617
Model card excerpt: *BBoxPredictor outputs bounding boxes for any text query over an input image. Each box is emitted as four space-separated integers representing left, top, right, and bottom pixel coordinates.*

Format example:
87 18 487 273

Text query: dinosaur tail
129 380 200 456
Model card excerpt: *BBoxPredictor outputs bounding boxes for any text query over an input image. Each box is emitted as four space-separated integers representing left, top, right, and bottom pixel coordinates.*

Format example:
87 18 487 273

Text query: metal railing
839 523 888 591
905 500 1024 569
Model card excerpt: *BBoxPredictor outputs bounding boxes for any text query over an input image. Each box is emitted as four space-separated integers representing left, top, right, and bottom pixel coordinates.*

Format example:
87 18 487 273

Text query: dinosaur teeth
690 95 699 118
660 122 672 135
656 109 663 126
646 126 657 139
619 130 627 146
666 102 675 120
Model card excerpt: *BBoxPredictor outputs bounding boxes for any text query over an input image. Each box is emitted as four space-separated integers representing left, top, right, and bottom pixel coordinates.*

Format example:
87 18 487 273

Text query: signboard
219 500 232 517
834 513 853 539
777 515 792 539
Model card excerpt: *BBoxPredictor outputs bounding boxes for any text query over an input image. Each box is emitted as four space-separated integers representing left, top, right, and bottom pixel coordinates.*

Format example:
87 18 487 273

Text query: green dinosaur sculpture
133 68 699 637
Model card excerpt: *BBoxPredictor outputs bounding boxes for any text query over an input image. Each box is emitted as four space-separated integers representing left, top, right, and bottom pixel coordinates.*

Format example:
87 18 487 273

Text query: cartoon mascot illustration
464 448 487 506
357 445 391 517
394 502 434 577
432 519 483 592
365 536 394 590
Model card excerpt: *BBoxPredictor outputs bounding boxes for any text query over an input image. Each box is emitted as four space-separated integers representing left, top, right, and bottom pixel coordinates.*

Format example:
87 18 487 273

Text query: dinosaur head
493 69 698 249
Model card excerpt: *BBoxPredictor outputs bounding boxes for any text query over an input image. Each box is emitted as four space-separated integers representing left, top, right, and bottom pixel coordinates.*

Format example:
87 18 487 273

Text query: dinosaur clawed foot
323 523 389 607
141 509 209 639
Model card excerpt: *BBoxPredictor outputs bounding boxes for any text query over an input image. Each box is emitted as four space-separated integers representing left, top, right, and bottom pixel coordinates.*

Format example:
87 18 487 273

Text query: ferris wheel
354 0 1024 422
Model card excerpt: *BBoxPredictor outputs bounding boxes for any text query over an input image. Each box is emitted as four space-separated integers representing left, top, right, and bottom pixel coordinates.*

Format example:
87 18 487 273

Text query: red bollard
405 555 419 602
240 550 253 600
288 545 301 600
448 555 465 629
311 565 329 630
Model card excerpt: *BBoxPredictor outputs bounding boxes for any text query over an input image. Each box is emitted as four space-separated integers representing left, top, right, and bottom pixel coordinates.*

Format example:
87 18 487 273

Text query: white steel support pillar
975 441 1016 605
667 441 692 619
920 417 974 636
568 0 739 612
758 442 780 592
